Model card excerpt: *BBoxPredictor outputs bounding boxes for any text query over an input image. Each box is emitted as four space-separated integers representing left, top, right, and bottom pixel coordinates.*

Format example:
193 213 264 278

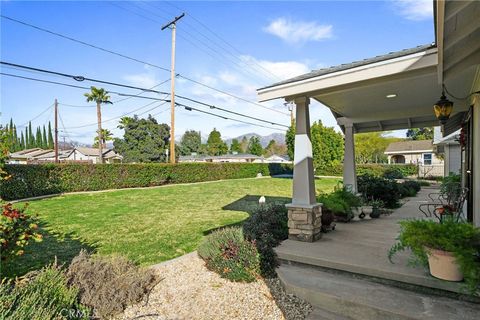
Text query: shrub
389 219 480 294
242 204 288 277
66 250 159 319
0 264 89 320
383 167 404 179
198 227 260 282
398 184 416 198
357 174 400 208
418 180 431 187
0 203 42 261
317 192 352 218
0 163 292 201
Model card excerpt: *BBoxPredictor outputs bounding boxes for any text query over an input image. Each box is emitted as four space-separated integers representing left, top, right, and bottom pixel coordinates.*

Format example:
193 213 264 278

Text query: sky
0 0 435 145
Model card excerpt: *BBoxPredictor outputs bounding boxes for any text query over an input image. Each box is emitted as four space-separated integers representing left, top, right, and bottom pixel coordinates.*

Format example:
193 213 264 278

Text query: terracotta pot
425 247 463 282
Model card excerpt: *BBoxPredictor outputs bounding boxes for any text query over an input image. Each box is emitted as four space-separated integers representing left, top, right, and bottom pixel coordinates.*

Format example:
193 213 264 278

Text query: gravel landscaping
118 252 311 320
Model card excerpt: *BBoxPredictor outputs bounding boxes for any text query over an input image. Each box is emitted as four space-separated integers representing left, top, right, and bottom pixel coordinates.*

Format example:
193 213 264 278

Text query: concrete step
278 263 480 320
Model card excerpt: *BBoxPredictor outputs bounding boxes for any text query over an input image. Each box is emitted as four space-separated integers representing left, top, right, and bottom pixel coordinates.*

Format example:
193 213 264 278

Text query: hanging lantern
433 91 453 125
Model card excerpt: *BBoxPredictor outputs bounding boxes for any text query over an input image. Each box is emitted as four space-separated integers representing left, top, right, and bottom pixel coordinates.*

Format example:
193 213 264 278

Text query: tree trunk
97 102 103 164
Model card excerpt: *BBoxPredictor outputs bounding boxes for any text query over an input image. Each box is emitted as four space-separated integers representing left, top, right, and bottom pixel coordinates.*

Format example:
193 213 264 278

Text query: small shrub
383 167 404 179
242 204 288 277
0 263 89 320
398 184 416 198
66 251 159 319
317 193 351 217
357 174 400 208
0 203 42 261
418 180 431 187
198 227 260 282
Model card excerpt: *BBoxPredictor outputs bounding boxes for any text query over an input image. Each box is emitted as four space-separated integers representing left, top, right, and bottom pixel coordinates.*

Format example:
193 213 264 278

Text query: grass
2 177 339 278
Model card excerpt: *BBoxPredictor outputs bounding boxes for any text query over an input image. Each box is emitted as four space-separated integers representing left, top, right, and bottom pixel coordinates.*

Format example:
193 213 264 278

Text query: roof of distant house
205 153 262 160
385 140 433 154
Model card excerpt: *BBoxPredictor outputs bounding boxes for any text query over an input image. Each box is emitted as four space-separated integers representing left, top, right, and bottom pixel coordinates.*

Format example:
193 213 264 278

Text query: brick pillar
286 204 322 242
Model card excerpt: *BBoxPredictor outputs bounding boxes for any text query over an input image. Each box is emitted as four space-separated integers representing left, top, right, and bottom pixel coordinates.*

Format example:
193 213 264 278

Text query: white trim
385 149 433 155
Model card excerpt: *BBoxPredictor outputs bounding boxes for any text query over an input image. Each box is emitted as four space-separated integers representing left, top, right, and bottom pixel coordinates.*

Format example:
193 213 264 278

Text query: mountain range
224 132 286 147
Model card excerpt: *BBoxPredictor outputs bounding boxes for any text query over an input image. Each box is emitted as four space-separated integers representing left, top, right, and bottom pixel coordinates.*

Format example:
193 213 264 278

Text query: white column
291 97 316 206
338 117 357 193
473 95 480 226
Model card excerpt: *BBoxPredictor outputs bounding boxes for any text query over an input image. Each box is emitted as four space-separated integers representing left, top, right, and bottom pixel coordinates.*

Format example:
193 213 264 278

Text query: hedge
316 164 418 177
0 163 293 201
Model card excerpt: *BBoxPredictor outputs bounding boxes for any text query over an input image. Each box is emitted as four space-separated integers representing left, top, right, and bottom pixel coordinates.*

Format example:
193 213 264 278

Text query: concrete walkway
276 186 468 294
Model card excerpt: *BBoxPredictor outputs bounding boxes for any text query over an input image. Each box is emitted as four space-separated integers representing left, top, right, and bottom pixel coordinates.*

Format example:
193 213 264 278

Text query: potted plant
369 199 384 218
318 193 352 223
361 199 373 220
389 218 480 294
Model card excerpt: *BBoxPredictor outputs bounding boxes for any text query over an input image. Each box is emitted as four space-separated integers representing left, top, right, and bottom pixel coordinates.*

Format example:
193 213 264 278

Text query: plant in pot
388 218 480 294
332 188 362 221
360 197 373 220
318 193 352 223
369 199 384 218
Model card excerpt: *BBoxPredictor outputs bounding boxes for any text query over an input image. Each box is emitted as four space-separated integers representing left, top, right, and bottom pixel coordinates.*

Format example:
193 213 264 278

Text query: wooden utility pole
96 100 103 164
162 13 185 164
54 98 59 163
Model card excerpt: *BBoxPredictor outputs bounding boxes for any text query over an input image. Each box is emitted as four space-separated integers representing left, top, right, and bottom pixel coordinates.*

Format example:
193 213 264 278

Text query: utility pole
162 13 185 164
54 98 59 163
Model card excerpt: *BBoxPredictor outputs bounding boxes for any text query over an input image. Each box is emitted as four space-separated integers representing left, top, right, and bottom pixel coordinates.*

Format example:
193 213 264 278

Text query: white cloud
263 18 333 44
241 56 311 81
393 0 433 21
123 73 159 89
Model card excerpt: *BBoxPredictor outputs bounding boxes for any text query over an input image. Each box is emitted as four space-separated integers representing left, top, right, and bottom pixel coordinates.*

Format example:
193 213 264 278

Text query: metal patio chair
419 184 468 222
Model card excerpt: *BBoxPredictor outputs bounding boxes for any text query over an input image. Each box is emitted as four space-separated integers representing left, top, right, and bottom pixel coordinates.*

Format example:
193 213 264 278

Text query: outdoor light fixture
386 94 397 98
433 90 453 125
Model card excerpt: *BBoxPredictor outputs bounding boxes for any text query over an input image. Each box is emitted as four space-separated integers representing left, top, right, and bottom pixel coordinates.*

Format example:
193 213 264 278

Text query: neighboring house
384 140 443 177
264 154 292 164
205 153 263 163
178 154 207 163
433 127 461 176
7 147 123 164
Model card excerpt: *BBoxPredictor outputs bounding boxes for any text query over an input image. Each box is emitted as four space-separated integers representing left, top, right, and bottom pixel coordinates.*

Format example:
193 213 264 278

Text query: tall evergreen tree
47 122 54 148
28 122 34 148
35 127 42 148
247 136 263 156
20 132 25 150
25 127 29 149
42 125 48 149
12 125 19 151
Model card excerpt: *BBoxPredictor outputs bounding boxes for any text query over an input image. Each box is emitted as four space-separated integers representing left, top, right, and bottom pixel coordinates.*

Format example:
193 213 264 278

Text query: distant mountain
225 132 286 147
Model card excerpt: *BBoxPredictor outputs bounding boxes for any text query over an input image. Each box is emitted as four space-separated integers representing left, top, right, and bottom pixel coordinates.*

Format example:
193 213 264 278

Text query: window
423 153 432 165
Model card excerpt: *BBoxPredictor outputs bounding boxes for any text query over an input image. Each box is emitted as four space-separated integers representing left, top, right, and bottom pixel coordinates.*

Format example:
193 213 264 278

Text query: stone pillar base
286 204 322 242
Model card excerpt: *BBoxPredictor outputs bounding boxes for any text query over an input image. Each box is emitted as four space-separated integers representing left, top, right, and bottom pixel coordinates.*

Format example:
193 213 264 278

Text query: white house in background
205 153 262 163
385 140 444 177
264 154 292 164
8 147 123 164
433 127 461 176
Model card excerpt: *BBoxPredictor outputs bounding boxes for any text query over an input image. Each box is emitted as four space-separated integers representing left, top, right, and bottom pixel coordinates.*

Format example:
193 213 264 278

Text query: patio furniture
419 185 468 222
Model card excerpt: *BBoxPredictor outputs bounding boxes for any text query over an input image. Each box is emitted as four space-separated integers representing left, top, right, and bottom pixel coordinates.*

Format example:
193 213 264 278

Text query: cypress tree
36 127 42 148
42 125 48 149
25 127 29 149
20 132 25 150
13 125 19 151
28 122 34 148
47 122 54 148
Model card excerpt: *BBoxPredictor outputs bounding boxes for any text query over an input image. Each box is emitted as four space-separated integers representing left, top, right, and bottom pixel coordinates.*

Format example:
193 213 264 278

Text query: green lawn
3 177 339 277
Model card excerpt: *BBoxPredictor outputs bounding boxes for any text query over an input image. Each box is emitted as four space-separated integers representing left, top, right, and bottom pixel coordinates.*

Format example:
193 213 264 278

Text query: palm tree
84 87 112 164
93 129 113 148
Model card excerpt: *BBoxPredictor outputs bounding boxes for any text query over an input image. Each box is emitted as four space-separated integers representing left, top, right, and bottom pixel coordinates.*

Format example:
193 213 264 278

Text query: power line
176 102 286 132
2 65 289 127
1 15 288 116
17 103 53 128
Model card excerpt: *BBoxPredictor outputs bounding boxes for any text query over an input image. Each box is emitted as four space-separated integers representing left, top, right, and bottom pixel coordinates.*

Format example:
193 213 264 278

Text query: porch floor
276 186 469 295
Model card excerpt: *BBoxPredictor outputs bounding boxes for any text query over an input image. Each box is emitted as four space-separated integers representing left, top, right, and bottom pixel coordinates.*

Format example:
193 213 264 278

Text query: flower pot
370 207 381 218
351 207 361 221
361 206 372 220
425 247 463 282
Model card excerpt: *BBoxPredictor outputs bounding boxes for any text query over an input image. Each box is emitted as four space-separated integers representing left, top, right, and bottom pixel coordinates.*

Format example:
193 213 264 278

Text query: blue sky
1 0 434 145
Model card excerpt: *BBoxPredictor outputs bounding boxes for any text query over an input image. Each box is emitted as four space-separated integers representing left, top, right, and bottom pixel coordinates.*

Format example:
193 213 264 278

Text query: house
205 153 263 163
433 127 462 176
178 154 207 163
8 147 123 164
257 0 480 229
264 154 292 164
384 139 443 177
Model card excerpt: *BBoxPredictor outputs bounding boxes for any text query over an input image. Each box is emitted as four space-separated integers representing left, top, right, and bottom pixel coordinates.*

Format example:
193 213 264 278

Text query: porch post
473 95 480 227
286 97 322 242
338 117 357 193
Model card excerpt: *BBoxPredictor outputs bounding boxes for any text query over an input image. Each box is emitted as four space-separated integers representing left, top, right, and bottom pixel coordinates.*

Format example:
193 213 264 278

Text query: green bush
315 164 418 178
389 219 480 294
383 167 404 179
357 174 400 208
1 203 42 261
418 180 431 187
0 264 90 320
317 192 352 218
242 204 288 277
198 227 260 282
1 163 292 201
66 250 159 319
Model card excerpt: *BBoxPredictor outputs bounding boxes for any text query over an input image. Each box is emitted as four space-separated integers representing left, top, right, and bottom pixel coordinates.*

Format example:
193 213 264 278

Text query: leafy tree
230 138 242 153
85 86 112 163
93 129 113 148
406 127 433 140
240 136 248 153
263 139 287 157
179 130 201 155
247 136 263 156
310 120 344 170
285 123 295 160
113 115 170 163
47 122 54 149
206 128 228 156
355 132 400 164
